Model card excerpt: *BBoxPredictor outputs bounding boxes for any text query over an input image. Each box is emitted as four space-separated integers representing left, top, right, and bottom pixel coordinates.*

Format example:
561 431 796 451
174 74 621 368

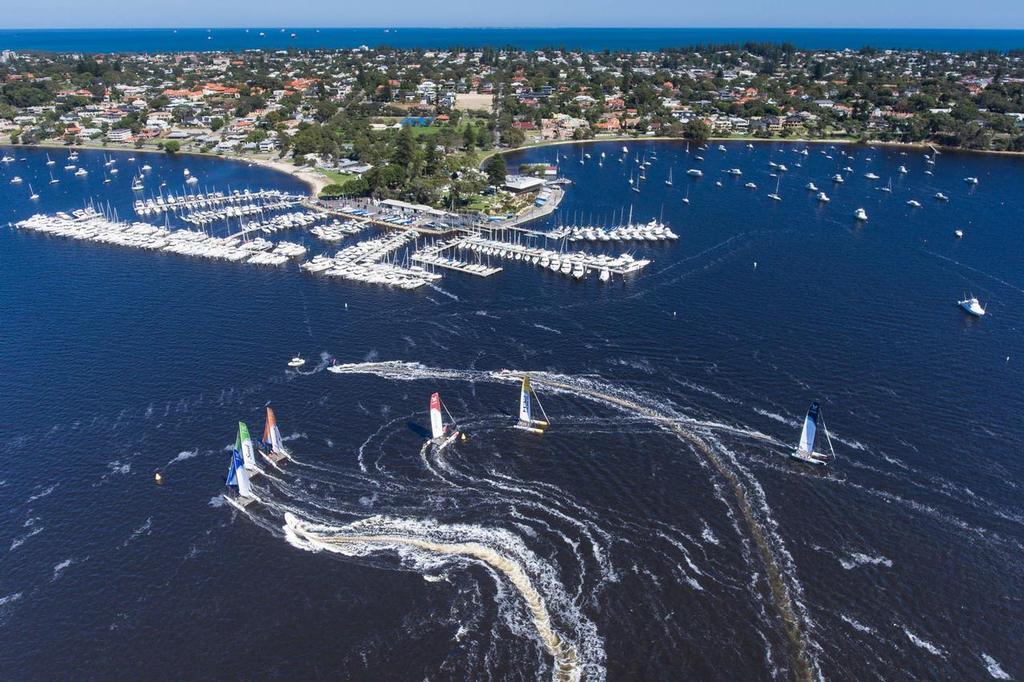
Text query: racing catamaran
259 406 291 465
429 392 461 448
515 375 550 434
224 449 256 509
790 402 836 466
236 421 258 473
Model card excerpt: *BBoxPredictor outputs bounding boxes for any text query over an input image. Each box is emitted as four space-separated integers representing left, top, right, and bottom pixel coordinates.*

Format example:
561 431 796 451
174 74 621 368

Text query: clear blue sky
4 0 1023 30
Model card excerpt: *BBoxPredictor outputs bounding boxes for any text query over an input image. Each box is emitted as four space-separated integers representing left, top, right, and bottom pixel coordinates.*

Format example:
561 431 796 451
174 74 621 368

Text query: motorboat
832 174 844 183
954 229 963 239
964 176 979 185
744 182 757 189
687 169 703 177
906 199 921 208
805 182 818 191
958 296 985 317
287 355 306 368
817 191 830 203
854 208 868 221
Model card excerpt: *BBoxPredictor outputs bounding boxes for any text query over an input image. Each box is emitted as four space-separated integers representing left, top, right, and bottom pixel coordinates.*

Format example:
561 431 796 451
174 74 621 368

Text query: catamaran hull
789 450 830 466
223 493 257 510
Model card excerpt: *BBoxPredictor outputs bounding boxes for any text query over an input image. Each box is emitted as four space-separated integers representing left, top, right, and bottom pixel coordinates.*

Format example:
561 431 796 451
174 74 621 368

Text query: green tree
163 140 181 154
483 153 507 186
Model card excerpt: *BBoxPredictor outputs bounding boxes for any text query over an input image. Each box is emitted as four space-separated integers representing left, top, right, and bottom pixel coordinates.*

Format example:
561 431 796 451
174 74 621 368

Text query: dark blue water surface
0 141 1022 681
2 28 1024 53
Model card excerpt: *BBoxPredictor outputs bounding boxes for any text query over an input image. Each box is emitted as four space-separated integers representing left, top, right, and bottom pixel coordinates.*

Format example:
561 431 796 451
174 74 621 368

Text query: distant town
2 43 1023 210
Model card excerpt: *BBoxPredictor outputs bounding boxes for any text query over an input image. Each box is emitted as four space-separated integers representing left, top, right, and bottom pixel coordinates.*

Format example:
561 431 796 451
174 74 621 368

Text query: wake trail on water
323 360 820 681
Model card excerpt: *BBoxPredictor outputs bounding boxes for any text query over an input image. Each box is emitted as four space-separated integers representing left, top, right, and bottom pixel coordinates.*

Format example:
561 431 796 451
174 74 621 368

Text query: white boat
28 184 39 200
954 229 964 239
789 402 835 466
744 182 757 189
899 165 908 174
224 449 255 505
935 192 949 201
854 208 868 221
75 168 88 177
767 175 782 201
805 182 818 191
832 174 844 183
429 391 461 445
906 199 921 208
687 169 703 177
958 295 986 317
665 168 673 187
184 168 191 177
46 154 55 166
0 155 14 163
865 172 880 180
142 164 152 171
259 406 291 463
726 168 742 176
964 176 979 185
10 176 22 184
717 144 727 151
817 191 830 203
131 177 144 191
514 375 550 434
599 268 610 282
287 354 306 368
187 176 199 185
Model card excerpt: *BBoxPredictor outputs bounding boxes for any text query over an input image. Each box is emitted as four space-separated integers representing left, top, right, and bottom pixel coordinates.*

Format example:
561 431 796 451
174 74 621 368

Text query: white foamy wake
902 627 946 657
283 512 603 682
981 653 1011 680
166 448 200 466
839 552 893 570
321 359 818 679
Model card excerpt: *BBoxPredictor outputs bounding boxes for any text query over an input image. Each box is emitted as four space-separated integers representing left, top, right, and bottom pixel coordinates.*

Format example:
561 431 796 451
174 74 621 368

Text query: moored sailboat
789 402 836 466
514 375 550 434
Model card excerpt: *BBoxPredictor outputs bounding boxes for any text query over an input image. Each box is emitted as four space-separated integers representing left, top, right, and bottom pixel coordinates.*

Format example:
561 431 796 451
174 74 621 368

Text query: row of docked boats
411 238 503 277
309 219 367 242
546 219 678 243
132 189 300 216
13 208 305 266
178 197 301 225
299 231 441 289
457 235 650 282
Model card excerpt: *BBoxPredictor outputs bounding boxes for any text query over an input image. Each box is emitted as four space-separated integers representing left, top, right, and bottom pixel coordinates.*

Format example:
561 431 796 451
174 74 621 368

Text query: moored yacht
854 208 868 221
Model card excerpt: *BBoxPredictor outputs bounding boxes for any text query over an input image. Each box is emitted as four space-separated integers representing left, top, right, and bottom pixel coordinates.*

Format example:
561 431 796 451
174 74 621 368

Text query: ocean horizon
2 27 1024 53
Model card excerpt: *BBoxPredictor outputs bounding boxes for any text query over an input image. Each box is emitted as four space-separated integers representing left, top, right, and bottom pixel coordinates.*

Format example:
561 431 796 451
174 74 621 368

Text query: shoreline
1 139 329 195
483 134 1024 163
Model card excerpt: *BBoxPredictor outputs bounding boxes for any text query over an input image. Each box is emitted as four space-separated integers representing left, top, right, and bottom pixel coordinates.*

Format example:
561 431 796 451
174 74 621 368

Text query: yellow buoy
154 472 163 484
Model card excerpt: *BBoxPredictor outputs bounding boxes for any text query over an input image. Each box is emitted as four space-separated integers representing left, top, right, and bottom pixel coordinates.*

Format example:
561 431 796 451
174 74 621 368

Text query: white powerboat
906 199 921 208
817 191 830 203
287 355 306 368
958 296 985 317
854 208 868 221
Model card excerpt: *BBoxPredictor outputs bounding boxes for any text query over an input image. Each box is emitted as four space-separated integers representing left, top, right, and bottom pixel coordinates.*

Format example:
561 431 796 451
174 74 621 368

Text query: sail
225 450 253 498
798 403 820 454
263 407 284 453
519 376 532 423
429 392 444 439
238 421 256 470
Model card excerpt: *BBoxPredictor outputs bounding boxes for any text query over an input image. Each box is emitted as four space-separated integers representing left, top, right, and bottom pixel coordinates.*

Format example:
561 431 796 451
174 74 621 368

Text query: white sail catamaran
515 375 550 434
259 406 291 465
429 392 462 448
224 449 256 509
790 402 836 466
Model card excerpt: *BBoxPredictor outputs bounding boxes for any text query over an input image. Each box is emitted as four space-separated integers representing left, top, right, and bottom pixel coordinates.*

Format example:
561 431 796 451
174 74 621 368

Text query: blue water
2 28 1024 53
1 141 1022 680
